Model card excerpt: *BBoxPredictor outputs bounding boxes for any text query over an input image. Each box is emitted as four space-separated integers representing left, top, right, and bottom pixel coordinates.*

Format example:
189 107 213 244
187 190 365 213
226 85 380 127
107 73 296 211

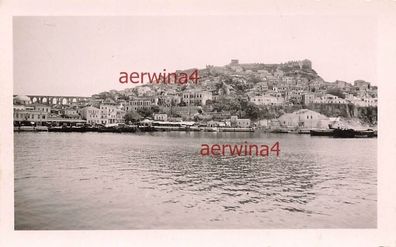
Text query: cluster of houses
13 59 377 129
199 59 377 108
12 94 254 128
13 94 346 130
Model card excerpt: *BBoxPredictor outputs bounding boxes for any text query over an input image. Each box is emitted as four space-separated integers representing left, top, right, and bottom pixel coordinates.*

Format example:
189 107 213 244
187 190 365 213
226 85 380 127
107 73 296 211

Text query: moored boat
353 129 375 138
35 126 49 131
218 127 255 132
333 128 375 138
310 129 334 136
16 126 36 131
48 126 64 132
297 129 311 134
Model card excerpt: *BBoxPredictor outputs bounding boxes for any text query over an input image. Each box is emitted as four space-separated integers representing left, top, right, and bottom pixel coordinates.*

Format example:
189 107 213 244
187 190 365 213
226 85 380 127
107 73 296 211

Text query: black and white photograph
12 15 378 230
1 1 396 247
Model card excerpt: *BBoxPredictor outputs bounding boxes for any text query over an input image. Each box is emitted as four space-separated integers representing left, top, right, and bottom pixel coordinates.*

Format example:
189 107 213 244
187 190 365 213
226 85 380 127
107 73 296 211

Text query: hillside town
13 59 378 133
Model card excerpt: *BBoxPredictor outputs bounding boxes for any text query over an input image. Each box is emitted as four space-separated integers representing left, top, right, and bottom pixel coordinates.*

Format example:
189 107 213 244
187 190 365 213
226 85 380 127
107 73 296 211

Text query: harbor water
14 132 377 229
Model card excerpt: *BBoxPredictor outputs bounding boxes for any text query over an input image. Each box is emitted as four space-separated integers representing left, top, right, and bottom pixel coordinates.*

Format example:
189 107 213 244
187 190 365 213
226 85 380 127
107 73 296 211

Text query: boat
14 125 49 132
70 125 87 132
84 125 100 132
218 127 255 132
333 128 375 138
48 125 84 132
353 129 376 138
297 129 311 134
310 129 334 136
16 126 36 131
48 126 64 132
98 124 122 133
35 126 49 131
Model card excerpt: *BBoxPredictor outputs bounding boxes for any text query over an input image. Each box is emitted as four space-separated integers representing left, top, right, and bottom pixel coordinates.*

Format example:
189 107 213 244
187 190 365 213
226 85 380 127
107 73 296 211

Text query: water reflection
14 132 376 229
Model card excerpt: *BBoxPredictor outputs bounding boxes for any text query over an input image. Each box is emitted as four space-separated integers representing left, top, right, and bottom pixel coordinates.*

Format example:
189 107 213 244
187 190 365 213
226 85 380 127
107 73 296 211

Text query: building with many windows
125 97 158 111
99 103 120 125
81 106 101 125
13 108 48 122
181 90 212 106
249 94 283 106
154 113 168 121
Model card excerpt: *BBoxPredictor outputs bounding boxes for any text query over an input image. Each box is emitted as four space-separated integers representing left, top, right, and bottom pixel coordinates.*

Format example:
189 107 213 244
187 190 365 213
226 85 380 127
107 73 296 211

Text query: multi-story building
63 107 80 119
154 113 168 121
125 97 158 111
313 94 348 104
249 95 283 106
302 93 315 105
181 90 212 106
346 96 378 107
286 90 305 104
158 95 181 107
99 103 119 125
282 76 295 84
13 106 48 122
115 109 126 123
236 118 251 128
253 82 269 92
230 116 251 128
81 106 101 125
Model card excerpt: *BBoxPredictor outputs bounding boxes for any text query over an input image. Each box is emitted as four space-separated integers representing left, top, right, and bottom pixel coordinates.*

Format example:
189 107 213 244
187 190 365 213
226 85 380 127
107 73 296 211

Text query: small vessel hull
310 129 334 136
333 129 375 138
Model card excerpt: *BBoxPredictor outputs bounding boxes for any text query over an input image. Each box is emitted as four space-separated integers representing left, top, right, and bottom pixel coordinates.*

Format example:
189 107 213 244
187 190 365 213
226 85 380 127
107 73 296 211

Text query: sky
13 16 377 97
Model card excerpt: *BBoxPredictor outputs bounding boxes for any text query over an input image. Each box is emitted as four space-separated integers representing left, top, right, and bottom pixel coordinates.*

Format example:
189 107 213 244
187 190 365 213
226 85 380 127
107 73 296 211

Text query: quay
14 120 376 138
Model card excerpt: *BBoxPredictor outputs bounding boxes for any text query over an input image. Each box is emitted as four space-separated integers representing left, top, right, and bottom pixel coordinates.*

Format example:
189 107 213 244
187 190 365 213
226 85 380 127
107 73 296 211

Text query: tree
124 110 142 123
137 108 153 118
245 102 260 121
151 105 160 114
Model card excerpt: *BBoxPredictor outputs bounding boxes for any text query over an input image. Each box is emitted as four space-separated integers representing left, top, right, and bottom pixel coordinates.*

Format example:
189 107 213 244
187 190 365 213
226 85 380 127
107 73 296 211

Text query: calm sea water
14 132 377 229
